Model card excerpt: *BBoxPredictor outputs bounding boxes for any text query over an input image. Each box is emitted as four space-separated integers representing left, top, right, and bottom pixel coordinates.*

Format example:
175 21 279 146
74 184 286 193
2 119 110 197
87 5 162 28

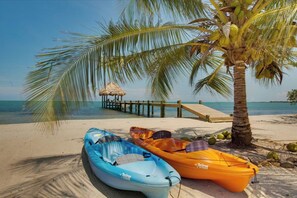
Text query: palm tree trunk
232 64 252 146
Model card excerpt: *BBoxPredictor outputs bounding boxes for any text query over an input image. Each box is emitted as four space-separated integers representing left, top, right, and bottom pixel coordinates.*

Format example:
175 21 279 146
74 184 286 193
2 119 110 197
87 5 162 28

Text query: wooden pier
182 104 233 122
102 100 232 123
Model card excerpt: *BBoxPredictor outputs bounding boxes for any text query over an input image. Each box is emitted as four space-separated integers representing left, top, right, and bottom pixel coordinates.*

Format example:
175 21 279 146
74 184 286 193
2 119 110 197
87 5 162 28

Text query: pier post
198 100 202 104
160 101 165 118
151 101 154 117
142 100 145 115
177 100 182 118
105 96 107 108
137 101 140 115
124 101 127 113
206 115 210 122
147 100 150 117
119 101 122 111
129 101 132 113
119 101 121 111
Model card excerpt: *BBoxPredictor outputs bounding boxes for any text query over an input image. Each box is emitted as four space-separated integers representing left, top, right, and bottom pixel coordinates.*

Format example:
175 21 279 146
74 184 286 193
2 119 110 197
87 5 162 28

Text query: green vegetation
25 1 297 146
287 89 297 104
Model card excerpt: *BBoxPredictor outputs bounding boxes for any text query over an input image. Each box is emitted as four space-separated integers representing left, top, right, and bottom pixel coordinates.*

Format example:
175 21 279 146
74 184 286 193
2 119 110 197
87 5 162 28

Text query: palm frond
189 52 224 85
144 46 194 99
125 0 208 21
241 2 297 51
25 17 202 125
193 63 232 98
25 0 297 131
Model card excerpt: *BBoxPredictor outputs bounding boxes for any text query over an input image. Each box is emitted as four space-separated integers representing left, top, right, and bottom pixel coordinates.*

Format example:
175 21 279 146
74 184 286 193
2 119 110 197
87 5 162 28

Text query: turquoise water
0 101 141 124
0 101 296 124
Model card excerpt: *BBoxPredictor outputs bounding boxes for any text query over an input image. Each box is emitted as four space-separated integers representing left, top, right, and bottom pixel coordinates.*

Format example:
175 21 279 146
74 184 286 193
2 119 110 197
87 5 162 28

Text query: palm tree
26 0 297 146
287 89 297 104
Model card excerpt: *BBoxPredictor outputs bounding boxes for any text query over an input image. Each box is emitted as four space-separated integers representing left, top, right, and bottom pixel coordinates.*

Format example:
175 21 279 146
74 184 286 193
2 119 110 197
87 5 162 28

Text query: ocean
0 101 296 124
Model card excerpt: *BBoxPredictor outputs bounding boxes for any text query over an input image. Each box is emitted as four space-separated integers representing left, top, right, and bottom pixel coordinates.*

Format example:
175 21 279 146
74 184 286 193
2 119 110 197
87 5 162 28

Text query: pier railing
103 100 182 118
102 100 233 123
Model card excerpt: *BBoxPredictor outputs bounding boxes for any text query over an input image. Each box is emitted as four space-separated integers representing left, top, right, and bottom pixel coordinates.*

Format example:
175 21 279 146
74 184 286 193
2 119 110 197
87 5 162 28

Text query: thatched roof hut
99 82 126 96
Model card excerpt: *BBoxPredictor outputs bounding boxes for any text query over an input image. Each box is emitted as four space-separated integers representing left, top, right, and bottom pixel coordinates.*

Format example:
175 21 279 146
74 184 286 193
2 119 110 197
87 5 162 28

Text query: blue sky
0 0 296 102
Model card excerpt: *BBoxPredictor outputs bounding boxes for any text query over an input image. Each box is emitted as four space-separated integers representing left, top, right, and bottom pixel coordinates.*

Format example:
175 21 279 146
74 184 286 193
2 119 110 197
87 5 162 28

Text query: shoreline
0 114 296 197
1 112 297 126
1 100 297 125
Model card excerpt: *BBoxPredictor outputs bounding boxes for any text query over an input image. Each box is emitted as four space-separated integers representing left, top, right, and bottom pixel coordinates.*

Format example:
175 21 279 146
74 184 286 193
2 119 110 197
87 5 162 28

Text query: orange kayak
130 126 259 192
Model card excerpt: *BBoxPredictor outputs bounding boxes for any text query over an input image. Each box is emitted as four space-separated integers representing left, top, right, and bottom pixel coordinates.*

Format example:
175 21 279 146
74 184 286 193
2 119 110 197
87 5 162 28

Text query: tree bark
232 64 252 146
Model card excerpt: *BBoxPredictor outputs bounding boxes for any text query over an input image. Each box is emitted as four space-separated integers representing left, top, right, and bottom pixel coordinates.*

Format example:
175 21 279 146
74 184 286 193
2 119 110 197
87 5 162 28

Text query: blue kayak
84 128 180 198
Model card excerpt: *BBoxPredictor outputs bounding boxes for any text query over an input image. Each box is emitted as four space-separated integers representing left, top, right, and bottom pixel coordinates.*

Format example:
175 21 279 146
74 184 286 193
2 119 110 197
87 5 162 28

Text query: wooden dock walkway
102 100 232 123
182 104 232 123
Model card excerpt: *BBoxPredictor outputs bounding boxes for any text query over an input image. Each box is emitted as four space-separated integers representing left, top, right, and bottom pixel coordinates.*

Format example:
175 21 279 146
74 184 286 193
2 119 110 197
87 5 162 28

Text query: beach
0 115 297 198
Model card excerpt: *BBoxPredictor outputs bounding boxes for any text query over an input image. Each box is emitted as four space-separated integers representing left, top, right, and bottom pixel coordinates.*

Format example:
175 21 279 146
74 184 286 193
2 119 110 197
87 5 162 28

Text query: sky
0 0 296 102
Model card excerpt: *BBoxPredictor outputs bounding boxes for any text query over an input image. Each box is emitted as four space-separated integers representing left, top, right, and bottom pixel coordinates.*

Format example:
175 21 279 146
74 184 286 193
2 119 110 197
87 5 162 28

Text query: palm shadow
0 150 145 198
0 153 84 197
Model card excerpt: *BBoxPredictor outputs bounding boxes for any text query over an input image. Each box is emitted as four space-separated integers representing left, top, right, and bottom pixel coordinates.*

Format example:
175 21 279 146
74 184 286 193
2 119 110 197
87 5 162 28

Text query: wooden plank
182 104 232 122
209 117 233 123
108 99 231 122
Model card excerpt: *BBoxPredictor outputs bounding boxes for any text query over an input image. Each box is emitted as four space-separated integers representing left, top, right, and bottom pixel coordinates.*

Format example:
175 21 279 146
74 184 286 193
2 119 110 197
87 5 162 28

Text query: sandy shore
0 115 296 197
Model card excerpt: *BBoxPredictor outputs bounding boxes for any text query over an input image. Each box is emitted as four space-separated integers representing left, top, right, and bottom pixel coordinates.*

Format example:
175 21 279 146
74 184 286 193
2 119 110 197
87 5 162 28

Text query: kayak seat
152 130 172 140
129 127 154 140
185 140 208 153
99 141 126 164
145 138 188 153
115 153 145 165
95 135 122 144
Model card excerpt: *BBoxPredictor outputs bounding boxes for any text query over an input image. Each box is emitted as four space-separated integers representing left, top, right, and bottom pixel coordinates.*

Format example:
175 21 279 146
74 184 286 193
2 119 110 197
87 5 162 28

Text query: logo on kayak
195 163 208 170
94 134 102 138
121 173 131 180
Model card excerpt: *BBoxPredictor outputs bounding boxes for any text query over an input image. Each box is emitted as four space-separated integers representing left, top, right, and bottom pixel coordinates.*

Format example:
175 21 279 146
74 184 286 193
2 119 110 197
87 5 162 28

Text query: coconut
208 137 216 145
216 133 225 140
226 134 232 139
222 130 230 137
230 24 239 37
286 143 297 152
267 151 280 161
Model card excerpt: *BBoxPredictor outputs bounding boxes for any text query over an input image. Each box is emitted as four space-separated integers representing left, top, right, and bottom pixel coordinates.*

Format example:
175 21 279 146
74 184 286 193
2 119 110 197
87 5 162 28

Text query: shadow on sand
0 149 144 198
1 129 296 198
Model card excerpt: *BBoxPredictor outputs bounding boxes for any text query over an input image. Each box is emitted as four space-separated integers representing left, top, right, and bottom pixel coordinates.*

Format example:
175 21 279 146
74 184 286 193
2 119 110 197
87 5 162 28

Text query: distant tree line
287 89 297 104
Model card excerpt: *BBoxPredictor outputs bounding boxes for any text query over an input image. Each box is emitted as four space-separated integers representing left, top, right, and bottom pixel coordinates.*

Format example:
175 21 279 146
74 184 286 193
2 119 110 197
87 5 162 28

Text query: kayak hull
130 126 259 192
84 128 180 198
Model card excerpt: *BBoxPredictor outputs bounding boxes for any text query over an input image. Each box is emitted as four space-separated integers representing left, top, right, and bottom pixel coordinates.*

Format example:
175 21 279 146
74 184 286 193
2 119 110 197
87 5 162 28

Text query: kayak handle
251 168 259 184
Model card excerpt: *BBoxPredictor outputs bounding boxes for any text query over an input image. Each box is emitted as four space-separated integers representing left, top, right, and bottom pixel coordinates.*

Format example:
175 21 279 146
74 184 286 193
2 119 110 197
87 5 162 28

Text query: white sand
0 115 296 197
